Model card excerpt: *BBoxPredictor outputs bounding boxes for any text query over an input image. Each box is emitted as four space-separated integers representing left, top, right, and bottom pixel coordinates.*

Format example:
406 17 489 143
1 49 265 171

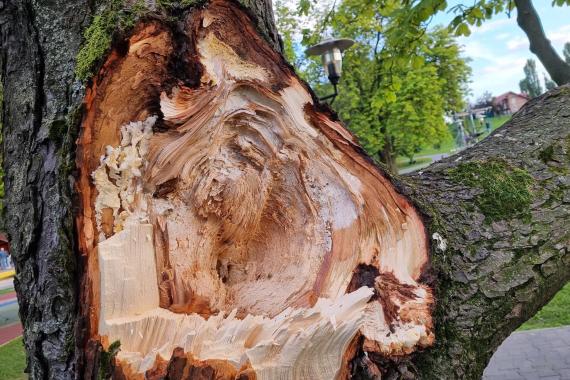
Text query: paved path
0 322 22 345
484 326 570 379
0 279 21 345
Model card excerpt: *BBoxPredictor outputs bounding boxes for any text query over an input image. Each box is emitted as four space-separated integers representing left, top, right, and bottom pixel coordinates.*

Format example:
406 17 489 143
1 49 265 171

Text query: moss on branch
449 160 534 222
75 0 203 81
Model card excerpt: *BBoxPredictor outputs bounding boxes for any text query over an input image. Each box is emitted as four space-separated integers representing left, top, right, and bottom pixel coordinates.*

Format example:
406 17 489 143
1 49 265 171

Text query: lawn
519 282 570 331
396 156 432 170
0 338 26 380
405 115 512 158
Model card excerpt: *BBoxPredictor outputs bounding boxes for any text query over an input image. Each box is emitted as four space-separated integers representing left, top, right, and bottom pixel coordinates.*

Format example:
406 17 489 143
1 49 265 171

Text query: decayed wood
75 1 433 378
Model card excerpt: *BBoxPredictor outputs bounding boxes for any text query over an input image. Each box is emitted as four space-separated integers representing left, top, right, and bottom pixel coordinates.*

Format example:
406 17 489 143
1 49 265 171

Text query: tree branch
404 85 570 378
514 0 570 85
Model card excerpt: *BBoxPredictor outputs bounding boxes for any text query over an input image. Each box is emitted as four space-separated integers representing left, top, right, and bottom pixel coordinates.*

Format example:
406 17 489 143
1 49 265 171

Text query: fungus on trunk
76 1 434 378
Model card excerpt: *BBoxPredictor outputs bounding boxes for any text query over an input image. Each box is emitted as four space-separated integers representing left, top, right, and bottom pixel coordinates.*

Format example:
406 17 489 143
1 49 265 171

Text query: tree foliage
519 59 543 98
473 90 494 109
275 0 471 171
443 0 569 36
564 42 570 64
544 73 557 91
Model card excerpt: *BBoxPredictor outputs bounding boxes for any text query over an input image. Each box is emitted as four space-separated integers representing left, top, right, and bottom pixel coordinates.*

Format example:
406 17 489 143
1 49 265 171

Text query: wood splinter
76 1 434 378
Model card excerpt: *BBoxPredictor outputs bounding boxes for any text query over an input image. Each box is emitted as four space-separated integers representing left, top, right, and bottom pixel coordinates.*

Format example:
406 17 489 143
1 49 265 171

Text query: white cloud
505 24 570 52
506 36 528 51
459 40 494 60
482 56 527 74
496 32 512 41
469 18 515 35
547 24 570 46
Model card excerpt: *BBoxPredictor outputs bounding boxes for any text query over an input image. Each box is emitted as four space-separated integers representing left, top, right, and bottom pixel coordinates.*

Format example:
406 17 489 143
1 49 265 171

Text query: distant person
485 120 491 133
0 247 7 270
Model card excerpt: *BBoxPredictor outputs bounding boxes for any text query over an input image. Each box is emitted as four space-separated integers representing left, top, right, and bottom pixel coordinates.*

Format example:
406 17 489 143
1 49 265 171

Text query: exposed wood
2 0 569 379
75 1 432 377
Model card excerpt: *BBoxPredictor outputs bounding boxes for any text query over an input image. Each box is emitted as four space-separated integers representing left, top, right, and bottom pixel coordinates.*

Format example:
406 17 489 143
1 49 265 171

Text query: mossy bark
401 88 570 379
1 0 569 379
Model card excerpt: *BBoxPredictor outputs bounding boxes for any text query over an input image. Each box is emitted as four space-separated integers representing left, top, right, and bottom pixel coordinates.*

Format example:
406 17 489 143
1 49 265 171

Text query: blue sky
432 2 570 101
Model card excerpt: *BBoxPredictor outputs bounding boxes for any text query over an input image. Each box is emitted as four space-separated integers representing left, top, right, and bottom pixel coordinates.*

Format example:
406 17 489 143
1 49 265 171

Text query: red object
0 233 9 252
0 322 22 345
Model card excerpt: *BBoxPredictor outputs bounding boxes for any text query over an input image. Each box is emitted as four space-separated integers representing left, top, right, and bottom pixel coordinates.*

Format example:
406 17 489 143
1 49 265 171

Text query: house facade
492 92 529 115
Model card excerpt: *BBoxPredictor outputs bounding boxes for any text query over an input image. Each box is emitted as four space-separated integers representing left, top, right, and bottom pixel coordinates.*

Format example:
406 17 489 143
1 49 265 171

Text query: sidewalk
0 323 22 346
0 274 21 346
483 326 570 379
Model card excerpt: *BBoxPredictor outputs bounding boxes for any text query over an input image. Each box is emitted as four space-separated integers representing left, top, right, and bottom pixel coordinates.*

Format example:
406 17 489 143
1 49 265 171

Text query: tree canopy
275 0 471 172
519 59 543 98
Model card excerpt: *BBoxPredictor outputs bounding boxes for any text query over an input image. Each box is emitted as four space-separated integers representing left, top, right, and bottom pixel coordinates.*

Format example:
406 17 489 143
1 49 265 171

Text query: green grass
396 156 433 170
488 115 511 131
519 282 570 331
414 137 457 156
0 338 26 380
0 288 15 296
401 115 512 159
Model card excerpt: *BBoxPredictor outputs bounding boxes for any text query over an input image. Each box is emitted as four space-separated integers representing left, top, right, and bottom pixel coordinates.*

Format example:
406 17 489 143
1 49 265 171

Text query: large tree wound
76 1 434 378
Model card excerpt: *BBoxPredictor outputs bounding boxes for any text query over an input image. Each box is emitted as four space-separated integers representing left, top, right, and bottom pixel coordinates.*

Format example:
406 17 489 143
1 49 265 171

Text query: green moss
99 340 121 380
538 145 554 164
449 160 534 222
157 0 198 7
75 1 122 81
75 0 206 81
75 0 152 81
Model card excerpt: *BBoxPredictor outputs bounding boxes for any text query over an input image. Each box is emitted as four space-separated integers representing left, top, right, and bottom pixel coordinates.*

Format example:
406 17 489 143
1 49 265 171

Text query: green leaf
455 23 471 37
471 7 483 19
297 0 311 16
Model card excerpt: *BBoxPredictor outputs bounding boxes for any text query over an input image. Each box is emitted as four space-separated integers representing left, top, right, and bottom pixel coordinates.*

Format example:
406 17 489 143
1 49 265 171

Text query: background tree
544 73 557 91
519 59 543 98
1 1 569 379
473 90 494 109
442 0 570 85
564 42 570 64
292 0 570 86
280 0 471 172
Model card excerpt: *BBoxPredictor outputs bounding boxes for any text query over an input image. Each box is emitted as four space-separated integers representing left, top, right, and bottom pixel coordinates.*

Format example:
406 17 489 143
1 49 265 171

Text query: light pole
305 37 354 104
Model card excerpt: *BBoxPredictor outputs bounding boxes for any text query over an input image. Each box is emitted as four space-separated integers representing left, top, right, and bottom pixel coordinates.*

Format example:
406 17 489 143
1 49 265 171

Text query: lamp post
305 37 354 104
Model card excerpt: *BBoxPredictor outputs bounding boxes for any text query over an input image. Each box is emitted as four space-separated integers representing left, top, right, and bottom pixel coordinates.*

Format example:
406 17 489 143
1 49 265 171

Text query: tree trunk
514 0 570 85
1 1 569 379
379 134 397 174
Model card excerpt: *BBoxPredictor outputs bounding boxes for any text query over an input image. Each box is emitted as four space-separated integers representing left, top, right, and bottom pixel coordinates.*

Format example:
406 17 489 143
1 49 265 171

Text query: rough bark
0 0 89 379
0 0 569 379
402 87 570 379
514 0 570 85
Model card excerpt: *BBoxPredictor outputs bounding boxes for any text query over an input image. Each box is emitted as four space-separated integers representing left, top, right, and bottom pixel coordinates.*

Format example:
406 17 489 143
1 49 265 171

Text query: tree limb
514 0 570 85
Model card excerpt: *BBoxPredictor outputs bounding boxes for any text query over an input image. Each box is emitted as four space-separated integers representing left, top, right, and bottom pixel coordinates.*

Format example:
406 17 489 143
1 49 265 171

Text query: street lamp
305 37 354 104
